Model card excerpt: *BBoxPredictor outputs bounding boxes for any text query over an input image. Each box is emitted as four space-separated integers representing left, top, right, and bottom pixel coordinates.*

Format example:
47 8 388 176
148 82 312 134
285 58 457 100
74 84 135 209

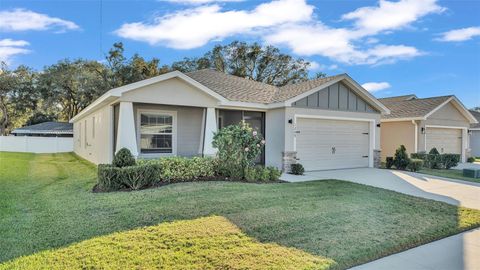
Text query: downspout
412 120 418 153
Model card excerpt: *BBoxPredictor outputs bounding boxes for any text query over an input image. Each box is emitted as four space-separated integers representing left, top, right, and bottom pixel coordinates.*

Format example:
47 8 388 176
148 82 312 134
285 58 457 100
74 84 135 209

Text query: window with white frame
139 111 175 154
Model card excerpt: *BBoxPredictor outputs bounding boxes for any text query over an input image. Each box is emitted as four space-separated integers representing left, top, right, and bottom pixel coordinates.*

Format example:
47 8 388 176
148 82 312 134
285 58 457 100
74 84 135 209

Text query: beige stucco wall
120 78 219 108
73 104 114 164
131 103 204 158
380 121 416 160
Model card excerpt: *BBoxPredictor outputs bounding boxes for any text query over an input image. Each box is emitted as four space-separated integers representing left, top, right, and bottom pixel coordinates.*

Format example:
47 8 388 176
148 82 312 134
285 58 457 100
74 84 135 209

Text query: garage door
296 118 370 171
426 127 462 154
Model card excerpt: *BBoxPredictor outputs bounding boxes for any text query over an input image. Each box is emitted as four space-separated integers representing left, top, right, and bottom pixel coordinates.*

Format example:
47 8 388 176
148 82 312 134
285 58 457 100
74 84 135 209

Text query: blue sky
1 0 479 108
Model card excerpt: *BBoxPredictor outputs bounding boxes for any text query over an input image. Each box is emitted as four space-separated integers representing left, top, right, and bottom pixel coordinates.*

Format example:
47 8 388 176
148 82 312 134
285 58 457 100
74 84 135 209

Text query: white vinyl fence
0 136 73 153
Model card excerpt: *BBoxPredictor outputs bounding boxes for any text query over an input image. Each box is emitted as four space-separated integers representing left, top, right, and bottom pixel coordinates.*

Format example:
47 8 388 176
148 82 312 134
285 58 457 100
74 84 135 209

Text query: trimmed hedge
138 157 218 182
112 148 136 168
98 163 161 191
410 152 460 169
407 159 423 172
385 157 394 169
244 166 282 182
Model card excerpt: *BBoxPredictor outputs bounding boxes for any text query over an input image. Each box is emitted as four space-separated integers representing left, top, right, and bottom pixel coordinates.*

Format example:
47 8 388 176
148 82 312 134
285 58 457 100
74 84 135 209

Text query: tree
38 59 107 120
103 42 170 89
0 63 39 135
172 41 311 86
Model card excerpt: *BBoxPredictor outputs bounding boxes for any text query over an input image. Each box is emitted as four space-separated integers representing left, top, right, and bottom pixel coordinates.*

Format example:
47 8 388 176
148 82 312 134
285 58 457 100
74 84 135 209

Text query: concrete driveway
281 168 480 270
283 168 480 209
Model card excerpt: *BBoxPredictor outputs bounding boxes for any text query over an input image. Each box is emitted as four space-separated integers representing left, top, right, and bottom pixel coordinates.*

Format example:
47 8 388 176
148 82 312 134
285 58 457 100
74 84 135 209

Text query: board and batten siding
292 82 378 113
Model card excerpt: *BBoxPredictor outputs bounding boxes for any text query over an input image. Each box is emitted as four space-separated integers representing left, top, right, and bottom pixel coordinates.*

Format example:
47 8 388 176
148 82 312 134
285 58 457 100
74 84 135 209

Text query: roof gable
292 81 379 113
380 95 477 123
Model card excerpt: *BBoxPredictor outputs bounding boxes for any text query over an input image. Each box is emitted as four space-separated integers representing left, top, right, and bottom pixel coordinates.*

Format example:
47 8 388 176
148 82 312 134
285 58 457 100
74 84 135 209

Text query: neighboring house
11 122 73 137
379 95 477 162
469 110 480 157
70 69 389 171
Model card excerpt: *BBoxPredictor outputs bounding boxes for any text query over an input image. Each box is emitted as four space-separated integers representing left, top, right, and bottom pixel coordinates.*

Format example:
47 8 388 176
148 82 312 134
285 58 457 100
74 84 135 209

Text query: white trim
381 117 425 122
412 120 418 152
470 128 480 131
293 114 375 168
284 74 390 115
425 125 468 129
136 109 177 157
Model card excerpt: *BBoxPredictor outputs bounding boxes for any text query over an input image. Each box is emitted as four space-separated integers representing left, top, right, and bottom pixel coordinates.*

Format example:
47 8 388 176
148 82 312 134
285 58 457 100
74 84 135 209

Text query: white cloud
265 24 422 65
116 0 313 49
361 82 391 92
342 0 445 35
116 0 439 65
164 0 243 4
436 26 480 42
0 39 30 64
0 9 79 32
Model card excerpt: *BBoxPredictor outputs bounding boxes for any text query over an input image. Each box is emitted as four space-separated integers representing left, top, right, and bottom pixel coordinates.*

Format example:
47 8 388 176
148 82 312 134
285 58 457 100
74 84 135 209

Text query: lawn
419 168 480 183
1 152 480 270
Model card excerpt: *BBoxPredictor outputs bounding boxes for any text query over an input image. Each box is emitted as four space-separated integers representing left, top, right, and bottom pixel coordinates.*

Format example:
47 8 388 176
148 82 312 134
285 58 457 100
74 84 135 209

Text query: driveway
283 168 480 209
282 168 480 270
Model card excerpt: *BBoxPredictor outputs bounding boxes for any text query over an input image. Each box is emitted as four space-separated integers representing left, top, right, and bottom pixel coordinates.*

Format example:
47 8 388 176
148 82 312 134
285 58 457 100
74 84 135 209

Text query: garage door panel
296 118 370 171
426 128 462 154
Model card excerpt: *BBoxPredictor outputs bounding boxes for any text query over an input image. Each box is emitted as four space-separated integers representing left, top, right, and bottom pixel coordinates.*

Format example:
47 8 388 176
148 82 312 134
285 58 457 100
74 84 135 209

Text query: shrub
427 148 441 169
112 148 136 168
393 145 410 170
442 154 460 169
257 166 271 182
139 157 217 182
411 152 426 160
467 157 475 163
244 166 281 182
385 157 394 169
97 163 161 191
212 121 265 178
407 159 423 172
267 166 282 181
291 163 304 175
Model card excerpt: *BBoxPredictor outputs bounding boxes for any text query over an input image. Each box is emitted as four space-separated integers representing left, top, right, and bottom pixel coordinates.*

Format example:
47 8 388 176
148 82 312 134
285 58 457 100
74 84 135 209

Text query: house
469 110 480 157
11 122 73 137
378 95 477 162
70 69 390 171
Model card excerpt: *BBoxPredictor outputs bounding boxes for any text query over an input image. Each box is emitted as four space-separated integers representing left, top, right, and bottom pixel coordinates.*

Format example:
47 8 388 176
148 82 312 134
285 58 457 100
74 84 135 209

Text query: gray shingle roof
470 110 480 128
379 95 452 119
185 69 343 104
12 122 73 134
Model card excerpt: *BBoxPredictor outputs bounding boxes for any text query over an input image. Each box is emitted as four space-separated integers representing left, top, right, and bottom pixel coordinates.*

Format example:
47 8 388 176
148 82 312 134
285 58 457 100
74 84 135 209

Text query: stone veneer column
282 151 297 172
373 149 381 168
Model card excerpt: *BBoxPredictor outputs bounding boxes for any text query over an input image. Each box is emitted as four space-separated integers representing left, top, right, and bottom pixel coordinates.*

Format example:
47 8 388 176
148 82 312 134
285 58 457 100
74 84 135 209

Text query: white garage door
426 127 462 154
296 118 370 171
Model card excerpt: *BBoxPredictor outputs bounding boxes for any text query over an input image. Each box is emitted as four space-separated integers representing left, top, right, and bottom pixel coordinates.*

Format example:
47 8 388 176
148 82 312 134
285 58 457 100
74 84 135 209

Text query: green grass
1 152 480 270
419 168 480 183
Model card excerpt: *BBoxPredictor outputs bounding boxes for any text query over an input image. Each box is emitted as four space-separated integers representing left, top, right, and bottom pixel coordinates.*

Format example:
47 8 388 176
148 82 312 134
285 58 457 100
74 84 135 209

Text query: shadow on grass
1 152 480 270
0 216 336 270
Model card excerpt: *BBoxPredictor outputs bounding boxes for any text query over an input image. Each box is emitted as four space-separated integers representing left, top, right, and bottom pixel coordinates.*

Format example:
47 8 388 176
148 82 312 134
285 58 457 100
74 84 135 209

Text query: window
139 111 175 154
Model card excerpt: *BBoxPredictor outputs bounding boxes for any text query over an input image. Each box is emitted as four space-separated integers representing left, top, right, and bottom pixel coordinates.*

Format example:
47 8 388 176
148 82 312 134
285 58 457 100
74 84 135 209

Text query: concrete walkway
281 168 480 270
350 228 480 270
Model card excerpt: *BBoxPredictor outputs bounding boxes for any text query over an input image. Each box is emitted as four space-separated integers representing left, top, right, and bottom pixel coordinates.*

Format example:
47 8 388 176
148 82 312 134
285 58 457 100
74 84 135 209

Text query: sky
0 0 479 108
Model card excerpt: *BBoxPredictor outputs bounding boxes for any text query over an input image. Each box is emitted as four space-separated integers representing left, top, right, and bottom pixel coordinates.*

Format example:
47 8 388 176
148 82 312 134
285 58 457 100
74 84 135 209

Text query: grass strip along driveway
419 168 480 183
1 152 480 269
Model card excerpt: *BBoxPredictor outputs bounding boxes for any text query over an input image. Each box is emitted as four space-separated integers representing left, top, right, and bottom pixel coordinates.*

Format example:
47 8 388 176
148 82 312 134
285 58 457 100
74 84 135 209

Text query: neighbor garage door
426 127 462 154
296 118 370 171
